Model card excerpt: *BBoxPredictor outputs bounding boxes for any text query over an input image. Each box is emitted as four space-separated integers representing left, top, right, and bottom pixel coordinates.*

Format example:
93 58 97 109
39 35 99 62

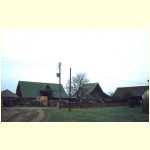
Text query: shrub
128 99 136 108
142 90 149 114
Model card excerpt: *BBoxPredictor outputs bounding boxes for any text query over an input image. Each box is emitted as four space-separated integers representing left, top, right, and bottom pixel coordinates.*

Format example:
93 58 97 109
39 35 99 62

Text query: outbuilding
112 86 149 104
1 89 18 106
75 83 110 102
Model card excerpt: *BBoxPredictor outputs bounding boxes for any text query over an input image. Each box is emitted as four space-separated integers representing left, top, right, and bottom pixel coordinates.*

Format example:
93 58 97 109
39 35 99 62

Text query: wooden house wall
90 86 105 101
91 88 100 100
2 97 18 106
16 84 22 97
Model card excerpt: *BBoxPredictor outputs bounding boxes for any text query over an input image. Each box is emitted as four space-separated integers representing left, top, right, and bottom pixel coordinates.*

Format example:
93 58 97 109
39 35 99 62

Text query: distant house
75 83 110 102
16 81 68 100
112 86 149 103
1 89 18 106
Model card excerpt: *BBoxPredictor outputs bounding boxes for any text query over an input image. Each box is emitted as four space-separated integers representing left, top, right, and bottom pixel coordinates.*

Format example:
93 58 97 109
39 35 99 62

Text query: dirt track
1 107 48 122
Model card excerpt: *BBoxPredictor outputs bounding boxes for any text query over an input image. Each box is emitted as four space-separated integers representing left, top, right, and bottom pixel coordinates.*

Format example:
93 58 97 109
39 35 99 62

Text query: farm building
112 86 149 103
1 89 18 106
75 83 110 102
16 81 68 100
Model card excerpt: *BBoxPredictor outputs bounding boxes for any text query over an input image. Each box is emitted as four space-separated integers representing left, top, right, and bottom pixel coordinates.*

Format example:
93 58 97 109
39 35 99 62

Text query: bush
128 99 136 108
142 90 149 114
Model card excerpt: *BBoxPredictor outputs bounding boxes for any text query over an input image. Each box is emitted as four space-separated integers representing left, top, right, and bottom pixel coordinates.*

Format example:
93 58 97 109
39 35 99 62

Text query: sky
0 28 149 94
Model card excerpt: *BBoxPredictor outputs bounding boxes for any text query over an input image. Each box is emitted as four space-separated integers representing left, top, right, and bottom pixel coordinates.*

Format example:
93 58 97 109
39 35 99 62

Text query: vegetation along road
1 106 149 122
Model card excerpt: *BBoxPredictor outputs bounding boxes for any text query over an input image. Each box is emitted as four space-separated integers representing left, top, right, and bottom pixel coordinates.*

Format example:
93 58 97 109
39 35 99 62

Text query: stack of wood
36 96 48 106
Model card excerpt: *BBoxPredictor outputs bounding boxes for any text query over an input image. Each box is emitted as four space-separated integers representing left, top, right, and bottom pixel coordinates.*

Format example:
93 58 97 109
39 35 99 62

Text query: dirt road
1 107 48 122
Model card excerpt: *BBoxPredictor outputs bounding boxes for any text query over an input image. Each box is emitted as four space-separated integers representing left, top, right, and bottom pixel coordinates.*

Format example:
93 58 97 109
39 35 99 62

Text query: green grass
44 106 149 122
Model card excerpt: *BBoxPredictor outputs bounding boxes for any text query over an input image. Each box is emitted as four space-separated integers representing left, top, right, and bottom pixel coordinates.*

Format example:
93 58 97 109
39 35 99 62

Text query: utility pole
56 62 61 109
68 68 72 111
58 62 61 86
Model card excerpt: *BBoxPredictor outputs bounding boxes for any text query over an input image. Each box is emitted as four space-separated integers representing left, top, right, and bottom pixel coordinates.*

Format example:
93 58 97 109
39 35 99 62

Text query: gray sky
0 28 149 94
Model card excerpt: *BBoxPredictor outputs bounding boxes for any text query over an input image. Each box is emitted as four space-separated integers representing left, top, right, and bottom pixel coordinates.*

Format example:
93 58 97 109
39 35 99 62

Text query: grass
44 106 149 122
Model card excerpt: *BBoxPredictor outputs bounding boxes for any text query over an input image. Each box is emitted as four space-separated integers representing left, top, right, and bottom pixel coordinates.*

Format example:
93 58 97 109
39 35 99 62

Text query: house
75 83 110 102
1 89 18 106
16 81 68 100
112 86 149 103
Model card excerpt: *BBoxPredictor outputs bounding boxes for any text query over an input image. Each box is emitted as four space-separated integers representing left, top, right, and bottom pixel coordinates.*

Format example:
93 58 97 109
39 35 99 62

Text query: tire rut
2 108 47 122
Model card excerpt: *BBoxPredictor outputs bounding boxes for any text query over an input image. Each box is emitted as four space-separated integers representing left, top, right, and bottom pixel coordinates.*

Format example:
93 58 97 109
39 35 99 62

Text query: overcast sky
0 28 149 94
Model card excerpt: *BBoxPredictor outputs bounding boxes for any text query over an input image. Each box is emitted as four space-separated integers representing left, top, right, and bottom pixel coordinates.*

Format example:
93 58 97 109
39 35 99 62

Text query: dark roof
75 83 110 99
1 89 18 98
113 86 149 99
78 83 98 97
16 81 68 98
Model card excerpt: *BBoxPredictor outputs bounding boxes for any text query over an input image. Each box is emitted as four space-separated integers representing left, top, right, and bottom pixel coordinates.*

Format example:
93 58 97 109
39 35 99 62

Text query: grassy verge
44 106 149 122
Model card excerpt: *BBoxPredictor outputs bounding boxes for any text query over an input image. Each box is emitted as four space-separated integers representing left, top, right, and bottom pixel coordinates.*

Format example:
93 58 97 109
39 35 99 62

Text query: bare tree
65 73 89 96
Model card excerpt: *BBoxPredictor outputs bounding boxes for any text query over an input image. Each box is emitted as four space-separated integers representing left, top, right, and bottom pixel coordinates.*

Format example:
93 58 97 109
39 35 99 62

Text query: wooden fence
48 100 127 108
3 98 128 108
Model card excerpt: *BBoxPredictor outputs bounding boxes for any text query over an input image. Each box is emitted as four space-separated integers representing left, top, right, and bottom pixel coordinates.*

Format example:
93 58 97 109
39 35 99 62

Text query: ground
1 106 149 122
1 107 47 122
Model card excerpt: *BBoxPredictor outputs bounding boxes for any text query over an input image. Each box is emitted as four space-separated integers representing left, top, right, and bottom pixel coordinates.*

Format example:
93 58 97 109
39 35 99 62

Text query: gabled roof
113 86 149 99
16 81 68 98
76 83 109 99
1 89 18 98
79 83 98 96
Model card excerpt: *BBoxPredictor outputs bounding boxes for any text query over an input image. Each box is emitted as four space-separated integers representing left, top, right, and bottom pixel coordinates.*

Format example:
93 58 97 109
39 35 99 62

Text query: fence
3 98 128 108
48 100 127 108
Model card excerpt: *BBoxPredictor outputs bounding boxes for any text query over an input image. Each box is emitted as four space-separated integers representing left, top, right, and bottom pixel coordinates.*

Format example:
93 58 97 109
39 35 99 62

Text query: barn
1 89 18 106
75 83 110 102
16 81 68 100
112 86 149 104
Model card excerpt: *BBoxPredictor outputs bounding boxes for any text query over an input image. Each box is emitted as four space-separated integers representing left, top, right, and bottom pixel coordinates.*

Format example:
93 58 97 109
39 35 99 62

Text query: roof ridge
117 85 148 89
2 89 11 92
19 81 61 85
83 82 99 85
80 83 100 96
